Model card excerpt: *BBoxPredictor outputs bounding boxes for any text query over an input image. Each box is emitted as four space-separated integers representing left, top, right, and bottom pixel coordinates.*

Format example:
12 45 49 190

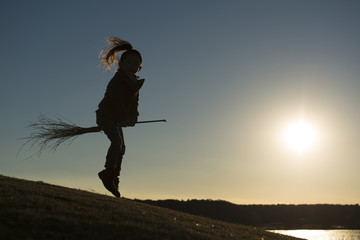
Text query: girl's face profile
121 54 142 75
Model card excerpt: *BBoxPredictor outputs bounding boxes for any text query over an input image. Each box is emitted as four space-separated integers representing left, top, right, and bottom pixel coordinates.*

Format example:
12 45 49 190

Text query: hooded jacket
97 68 144 126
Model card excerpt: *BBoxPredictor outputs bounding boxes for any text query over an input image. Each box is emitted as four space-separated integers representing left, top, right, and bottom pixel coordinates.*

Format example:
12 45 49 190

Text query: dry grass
0 175 303 240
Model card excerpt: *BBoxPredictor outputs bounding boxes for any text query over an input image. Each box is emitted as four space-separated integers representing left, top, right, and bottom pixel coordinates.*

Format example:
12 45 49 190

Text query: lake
270 230 360 240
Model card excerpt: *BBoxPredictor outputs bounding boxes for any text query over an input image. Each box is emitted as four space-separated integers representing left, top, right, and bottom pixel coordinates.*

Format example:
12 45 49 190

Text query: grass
0 175 302 240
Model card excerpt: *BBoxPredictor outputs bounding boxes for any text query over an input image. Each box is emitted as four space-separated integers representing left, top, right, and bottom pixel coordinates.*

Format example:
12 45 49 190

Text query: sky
1 0 360 204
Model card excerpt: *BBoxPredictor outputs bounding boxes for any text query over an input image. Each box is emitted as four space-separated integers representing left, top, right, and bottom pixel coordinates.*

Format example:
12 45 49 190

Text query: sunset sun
282 119 319 154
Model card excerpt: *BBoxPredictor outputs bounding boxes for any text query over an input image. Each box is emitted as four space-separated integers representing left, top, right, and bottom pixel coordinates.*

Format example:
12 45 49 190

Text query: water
270 230 360 240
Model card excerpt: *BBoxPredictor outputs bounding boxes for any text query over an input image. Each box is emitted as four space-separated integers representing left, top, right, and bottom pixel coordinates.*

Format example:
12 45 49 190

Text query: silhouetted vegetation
137 199 360 230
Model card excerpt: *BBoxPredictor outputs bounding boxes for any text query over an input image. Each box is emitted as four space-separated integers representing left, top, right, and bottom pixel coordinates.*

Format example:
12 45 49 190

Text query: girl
96 37 144 197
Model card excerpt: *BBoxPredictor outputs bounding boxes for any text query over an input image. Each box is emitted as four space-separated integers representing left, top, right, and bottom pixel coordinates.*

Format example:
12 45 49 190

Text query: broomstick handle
82 119 167 133
136 119 167 124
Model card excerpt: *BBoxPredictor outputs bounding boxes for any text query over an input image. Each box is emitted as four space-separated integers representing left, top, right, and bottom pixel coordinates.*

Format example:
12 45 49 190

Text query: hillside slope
0 175 301 240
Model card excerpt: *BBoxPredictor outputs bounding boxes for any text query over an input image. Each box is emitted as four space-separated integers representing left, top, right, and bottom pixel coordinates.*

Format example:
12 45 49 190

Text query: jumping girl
96 37 144 197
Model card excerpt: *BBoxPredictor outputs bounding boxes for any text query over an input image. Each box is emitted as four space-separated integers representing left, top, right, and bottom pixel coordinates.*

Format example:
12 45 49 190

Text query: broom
20 114 166 158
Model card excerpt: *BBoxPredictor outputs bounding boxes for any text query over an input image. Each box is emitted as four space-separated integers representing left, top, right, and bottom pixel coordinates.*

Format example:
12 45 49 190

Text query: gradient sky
1 0 360 204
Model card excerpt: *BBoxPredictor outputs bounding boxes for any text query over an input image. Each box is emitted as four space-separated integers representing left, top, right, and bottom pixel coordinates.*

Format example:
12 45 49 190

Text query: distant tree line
136 199 360 229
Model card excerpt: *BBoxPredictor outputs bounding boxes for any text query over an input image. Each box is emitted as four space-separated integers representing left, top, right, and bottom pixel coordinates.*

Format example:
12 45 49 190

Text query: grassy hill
0 175 302 240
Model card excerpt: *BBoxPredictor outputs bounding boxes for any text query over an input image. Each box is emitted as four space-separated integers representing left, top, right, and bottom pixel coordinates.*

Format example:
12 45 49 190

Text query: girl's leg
96 114 123 170
96 112 122 197
114 127 125 173
114 127 125 189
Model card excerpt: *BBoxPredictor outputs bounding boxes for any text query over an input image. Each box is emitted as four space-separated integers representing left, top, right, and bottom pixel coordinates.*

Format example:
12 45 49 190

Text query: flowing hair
99 37 142 71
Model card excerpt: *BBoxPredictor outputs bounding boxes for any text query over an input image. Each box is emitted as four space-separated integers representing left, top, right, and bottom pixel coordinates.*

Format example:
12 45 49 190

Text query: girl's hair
100 37 142 71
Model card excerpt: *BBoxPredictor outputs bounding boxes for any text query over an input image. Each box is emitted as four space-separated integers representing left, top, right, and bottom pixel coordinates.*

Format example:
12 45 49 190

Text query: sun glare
282 119 319 154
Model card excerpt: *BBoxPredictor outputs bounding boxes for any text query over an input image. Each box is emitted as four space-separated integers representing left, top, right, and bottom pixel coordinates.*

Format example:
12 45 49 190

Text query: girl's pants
96 112 125 176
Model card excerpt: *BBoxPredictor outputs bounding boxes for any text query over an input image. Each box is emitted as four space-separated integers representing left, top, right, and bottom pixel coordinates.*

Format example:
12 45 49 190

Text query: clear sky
1 0 360 204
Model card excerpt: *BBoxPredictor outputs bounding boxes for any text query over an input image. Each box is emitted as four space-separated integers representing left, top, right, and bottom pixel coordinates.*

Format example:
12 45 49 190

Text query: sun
282 119 319 154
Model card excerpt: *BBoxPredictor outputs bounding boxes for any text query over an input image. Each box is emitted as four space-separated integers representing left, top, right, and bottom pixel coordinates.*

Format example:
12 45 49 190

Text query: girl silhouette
96 37 144 197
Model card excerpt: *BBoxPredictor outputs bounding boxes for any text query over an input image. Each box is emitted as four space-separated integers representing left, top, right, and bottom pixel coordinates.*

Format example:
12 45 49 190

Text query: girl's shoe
98 169 120 198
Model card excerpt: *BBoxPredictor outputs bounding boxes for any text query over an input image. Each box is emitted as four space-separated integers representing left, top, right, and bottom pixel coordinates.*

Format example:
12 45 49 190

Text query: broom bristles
19 114 101 158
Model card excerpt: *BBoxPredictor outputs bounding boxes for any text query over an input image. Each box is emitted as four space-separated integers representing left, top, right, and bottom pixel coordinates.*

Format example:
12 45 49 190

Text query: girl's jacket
97 68 144 126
